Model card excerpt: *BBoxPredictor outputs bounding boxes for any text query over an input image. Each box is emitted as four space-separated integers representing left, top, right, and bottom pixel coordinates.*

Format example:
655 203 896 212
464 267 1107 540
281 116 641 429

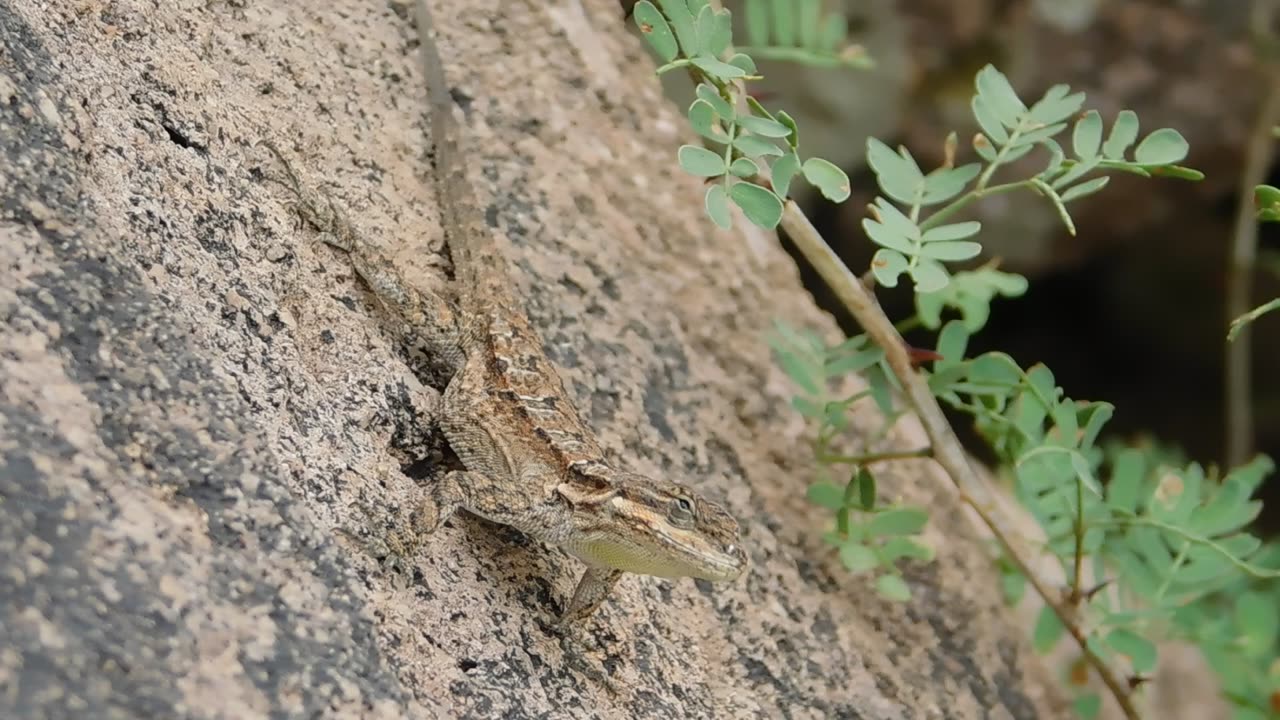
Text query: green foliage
865 65 1200 294
633 0 854 230
916 265 1028 332
768 324 935 599
639 7 1274 713
739 0 873 69
1257 183 1280 223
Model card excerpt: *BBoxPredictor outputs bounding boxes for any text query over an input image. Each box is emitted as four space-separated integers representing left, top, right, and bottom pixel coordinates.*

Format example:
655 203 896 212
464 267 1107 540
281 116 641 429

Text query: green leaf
866 138 924 204
733 135 784 158
695 83 734 119
729 157 760 178
1107 451 1145 513
917 240 982 262
1072 694 1101 720
935 320 970 367
1106 628 1157 673
696 5 732 59
1000 564 1026 605
840 542 879 573
967 352 1022 385
678 144 726 177
916 268 1026 332
802 157 851 202
656 0 698 55
1027 84 1086 126
1012 122 1067 147
974 64 1026 129
771 152 801 199
727 52 757 75
773 345 819 394
972 95 1009 146
737 114 793 138
973 132 999 161
1133 128 1189 165
770 0 795 47
690 56 747 80
856 467 877 511
633 2 679 62
1078 402 1113 449
1001 141 1037 164
705 184 731 229
875 573 912 602
1032 605 1064 653
824 345 883 376
1102 110 1139 160
921 163 982 205
729 181 784 228
807 481 844 510
744 0 767 47
872 197 919 238
1189 478 1262 537
776 111 800 149
1050 155 1100 190
866 507 929 536
1072 110 1102 160
798 0 820 48
862 217 916 254
1235 591 1279 658
1060 176 1110 203
881 537 934 562
908 259 949 292
871 249 908 287
922 221 981 242
688 99 726 142
791 395 824 419
1256 183 1280 211
864 364 895 416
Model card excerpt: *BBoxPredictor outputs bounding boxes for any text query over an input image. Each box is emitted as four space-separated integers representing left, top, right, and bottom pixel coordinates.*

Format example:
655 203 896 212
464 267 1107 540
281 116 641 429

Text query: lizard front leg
559 567 624 628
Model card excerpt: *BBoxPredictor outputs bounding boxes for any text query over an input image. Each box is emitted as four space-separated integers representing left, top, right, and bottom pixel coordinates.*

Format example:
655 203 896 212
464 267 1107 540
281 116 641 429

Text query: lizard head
563 474 747 583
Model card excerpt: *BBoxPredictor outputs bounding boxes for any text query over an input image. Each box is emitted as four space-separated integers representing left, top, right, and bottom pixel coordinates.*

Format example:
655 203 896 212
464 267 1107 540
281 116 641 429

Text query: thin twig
1226 0 1280 467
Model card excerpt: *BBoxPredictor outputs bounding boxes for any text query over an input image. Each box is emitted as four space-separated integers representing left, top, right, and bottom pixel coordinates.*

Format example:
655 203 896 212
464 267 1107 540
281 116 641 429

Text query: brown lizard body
271 0 747 626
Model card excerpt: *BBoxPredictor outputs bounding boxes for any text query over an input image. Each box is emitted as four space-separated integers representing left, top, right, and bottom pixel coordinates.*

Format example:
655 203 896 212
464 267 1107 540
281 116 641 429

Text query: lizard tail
414 0 515 314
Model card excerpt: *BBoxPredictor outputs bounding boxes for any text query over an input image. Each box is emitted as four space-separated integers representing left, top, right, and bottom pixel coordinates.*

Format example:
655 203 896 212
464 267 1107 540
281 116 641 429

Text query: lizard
266 0 748 628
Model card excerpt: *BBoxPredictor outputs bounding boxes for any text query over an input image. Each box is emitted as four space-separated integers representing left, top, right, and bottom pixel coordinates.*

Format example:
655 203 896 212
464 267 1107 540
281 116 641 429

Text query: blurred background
698 0 1280 535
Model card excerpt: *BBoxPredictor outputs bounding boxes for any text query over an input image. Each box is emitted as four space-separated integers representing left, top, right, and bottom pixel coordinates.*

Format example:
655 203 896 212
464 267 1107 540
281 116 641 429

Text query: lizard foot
557 566 623 630
403 469 467 536
259 140 357 253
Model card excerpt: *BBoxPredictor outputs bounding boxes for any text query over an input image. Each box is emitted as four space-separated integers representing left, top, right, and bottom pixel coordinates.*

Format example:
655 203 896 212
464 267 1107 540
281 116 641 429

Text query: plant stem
779 199 1142 720
1225 58 1280 468
918 181 1027 231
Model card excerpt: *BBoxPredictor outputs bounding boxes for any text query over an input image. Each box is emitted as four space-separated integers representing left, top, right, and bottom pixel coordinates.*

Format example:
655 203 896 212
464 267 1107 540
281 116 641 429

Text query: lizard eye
667 497 695 527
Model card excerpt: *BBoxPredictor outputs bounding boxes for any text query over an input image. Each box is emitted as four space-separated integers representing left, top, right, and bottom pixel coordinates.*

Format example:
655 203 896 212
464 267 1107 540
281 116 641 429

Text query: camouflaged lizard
270 0 747 627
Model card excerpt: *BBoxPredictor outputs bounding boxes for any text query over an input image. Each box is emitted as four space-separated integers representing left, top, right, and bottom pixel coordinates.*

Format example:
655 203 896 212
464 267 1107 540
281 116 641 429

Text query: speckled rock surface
0 1 1069 718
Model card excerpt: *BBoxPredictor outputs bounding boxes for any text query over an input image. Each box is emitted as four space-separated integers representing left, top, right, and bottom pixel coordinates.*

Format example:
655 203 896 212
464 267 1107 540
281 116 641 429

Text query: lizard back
415 1 616 481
